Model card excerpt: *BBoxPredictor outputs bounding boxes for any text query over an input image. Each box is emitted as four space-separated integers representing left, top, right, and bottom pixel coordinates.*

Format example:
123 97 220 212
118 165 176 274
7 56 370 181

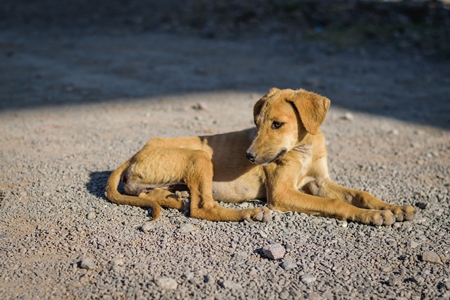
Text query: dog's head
246 87 330 165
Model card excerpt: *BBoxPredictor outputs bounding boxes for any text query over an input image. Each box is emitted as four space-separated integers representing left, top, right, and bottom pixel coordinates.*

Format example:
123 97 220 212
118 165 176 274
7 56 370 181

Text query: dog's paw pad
262 210 272 223
377 210 395 226
370 210 395 226
395 213 404 222
254 211 264 222
392 205 416 222
402 205 416 221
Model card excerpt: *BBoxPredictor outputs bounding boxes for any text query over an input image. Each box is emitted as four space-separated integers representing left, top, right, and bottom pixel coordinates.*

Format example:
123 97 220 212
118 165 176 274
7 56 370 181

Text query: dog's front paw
367 210 396 226
391 205 416 222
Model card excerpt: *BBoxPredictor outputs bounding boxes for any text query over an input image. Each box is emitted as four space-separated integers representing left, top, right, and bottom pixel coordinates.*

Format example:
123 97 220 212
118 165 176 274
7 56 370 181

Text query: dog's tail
105 160 162 220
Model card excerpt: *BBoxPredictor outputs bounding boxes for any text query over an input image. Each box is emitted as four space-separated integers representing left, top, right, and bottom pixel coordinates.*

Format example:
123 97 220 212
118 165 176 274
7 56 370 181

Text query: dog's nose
246 151 256 162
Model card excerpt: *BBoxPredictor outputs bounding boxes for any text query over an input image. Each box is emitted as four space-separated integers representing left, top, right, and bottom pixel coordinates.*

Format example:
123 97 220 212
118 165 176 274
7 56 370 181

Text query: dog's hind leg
185 150 271 222
138 188 186 211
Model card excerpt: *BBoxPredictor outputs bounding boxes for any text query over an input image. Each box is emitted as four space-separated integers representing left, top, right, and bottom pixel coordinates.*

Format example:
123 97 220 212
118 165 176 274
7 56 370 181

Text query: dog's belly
211 180 265 203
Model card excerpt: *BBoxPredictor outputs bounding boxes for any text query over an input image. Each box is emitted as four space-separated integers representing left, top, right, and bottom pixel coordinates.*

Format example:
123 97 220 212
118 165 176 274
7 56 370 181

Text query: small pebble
422 251 442 264
86 212 96 220
386 238 397 246
341 113 354 121
387 276 401 287
155 277 178 290
141 222 153 233
281 258 297 270
301 273 316 284
111 259 124 266
262 243 286 260
407 240 419 248
235 251 248 260
412 275 424 284
220 280 242 289
183 272 194 280
416 202 428 209
280 290 290 300
179 223 196 233
110 259 124 271
80 257 96 270
389 129 399 135
381 265 392 273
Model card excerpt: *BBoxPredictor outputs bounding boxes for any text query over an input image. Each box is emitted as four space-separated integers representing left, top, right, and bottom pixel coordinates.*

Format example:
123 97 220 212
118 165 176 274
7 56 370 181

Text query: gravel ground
1 4 450 299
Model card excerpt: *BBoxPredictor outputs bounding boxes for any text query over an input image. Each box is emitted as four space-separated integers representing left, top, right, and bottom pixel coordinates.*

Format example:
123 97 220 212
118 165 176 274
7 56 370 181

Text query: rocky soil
1 1 450 299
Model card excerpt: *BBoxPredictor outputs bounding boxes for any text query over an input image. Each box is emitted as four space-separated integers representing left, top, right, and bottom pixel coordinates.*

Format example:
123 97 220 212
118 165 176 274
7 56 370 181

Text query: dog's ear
289 89 330 135
253 88 280 124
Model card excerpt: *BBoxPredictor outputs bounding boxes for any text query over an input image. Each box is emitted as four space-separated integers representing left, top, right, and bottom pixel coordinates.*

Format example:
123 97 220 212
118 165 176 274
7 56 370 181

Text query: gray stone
407 240 419 248
235 251 248 260
387 276 401 286
86 212 96 220
262 243 286 260
179 223 196 233
386 238 397 246
155 277 177 290
301 274 316 284
80 257 96 270
279 290 290 300
141 222 153 233
183 272 194 280
281 256 297 270
422 251 442 264
412 275 425 284
342 113 354 121
220 280 242 290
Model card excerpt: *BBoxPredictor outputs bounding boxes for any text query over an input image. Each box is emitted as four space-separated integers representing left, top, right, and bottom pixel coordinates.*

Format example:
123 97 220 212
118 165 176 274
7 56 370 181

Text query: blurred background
1 0 449 58
1 0 449 128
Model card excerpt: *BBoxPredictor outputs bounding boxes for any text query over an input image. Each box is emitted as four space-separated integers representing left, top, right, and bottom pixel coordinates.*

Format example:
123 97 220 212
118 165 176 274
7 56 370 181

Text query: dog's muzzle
246 151 257 163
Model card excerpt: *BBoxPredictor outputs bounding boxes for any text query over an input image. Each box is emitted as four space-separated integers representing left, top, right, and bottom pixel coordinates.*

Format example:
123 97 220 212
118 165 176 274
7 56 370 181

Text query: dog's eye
271 121 284 129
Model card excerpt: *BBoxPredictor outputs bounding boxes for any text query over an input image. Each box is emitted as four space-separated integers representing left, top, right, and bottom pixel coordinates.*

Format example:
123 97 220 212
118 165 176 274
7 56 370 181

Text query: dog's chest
292 144 314 187
293 144 312 168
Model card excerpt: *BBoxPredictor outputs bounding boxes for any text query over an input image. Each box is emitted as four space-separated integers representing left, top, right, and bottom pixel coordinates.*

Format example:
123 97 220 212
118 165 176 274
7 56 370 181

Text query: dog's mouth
247 148 288 165
271 149 287 163
258 148 287 166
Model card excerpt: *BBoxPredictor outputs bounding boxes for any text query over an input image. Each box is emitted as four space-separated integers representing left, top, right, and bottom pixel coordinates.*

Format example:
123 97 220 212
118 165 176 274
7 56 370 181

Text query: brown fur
106 88 415 225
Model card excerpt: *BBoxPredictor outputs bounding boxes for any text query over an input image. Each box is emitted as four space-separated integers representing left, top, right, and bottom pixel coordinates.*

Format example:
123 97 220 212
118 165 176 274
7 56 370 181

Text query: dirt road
1 5 450 299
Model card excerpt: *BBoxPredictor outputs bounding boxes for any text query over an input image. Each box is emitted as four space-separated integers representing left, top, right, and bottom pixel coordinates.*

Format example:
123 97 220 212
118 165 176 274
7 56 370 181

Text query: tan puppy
106 88 415 225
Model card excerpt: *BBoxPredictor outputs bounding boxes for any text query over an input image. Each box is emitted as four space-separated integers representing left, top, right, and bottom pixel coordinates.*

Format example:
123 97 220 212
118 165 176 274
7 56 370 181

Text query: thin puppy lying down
106 88 415 225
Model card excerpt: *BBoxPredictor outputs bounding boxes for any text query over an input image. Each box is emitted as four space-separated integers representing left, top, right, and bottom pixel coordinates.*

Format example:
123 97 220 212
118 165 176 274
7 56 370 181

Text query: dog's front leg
269 189 397 226
265 165 396 226
306 179 416 222
186 150 271 222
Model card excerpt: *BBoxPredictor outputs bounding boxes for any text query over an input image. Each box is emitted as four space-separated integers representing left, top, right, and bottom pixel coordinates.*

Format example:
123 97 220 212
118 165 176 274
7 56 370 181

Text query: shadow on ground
1 0 449 129
86 171 111 200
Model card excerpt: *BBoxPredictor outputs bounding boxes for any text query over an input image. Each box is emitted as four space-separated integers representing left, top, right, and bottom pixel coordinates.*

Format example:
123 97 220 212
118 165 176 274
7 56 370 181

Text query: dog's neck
292 143 312 154
293 132 314 154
